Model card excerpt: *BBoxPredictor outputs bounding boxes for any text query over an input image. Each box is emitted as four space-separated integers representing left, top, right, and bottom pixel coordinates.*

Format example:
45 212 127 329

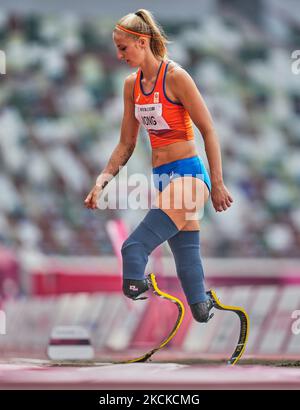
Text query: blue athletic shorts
152 155 211 193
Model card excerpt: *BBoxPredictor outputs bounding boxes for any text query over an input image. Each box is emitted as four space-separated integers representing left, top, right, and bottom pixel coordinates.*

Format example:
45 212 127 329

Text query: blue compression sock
167 230 208 304
121 208 179 280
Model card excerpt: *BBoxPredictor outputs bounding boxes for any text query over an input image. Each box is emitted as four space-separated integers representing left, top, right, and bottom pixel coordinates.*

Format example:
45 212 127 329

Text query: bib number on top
135 103 170 132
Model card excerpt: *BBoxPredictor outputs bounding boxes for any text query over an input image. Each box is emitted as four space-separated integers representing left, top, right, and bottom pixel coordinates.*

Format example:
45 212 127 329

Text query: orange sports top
133 60 194 149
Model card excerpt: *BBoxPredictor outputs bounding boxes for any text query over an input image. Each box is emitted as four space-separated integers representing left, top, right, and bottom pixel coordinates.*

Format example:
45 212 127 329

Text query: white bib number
135 103 170 132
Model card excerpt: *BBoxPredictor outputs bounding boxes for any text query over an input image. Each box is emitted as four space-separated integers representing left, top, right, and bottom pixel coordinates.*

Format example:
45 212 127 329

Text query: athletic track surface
1 356 300 389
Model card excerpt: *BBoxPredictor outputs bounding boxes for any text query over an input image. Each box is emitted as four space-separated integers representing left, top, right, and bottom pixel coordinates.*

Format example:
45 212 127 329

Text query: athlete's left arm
170 68 233 212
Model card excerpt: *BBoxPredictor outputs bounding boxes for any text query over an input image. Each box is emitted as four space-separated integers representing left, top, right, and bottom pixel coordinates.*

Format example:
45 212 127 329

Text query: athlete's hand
84 184 103 210
211 182 233 212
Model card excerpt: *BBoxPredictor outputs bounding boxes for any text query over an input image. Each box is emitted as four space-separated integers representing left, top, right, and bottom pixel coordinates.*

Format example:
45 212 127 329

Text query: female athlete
84 9 233 323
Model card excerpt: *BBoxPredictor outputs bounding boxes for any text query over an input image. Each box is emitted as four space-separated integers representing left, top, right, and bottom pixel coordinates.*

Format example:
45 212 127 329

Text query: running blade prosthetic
207 289 249 365
118 273 185 364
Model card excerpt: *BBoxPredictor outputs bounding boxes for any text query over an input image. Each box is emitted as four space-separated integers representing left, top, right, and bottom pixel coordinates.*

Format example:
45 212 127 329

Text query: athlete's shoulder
166 59 183 72
124 71 138 89
166 60 191 83
124 72 138 99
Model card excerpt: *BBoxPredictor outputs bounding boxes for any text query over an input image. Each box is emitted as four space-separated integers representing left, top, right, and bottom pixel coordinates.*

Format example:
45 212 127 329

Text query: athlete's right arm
84 74 140 209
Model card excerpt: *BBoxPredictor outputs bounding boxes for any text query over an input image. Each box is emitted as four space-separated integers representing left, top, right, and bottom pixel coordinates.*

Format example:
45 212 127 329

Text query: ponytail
114 9 169 60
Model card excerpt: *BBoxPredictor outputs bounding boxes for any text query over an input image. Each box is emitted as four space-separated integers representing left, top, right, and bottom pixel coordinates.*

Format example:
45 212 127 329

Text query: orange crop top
133 60 194 149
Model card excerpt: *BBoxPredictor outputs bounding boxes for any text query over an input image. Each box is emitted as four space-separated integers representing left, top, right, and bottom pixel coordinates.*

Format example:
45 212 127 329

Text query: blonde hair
114 9 169 60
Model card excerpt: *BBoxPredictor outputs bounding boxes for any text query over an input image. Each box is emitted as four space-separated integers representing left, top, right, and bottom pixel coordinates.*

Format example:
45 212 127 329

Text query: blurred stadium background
0 0 300 377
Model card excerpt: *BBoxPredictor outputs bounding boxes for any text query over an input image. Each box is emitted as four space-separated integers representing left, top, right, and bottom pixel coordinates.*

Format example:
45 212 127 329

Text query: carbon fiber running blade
116 273 185 364
207 289 249 365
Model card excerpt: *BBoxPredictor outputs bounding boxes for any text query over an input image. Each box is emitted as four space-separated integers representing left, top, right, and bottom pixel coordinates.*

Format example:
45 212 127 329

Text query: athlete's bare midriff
151 139 198 168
